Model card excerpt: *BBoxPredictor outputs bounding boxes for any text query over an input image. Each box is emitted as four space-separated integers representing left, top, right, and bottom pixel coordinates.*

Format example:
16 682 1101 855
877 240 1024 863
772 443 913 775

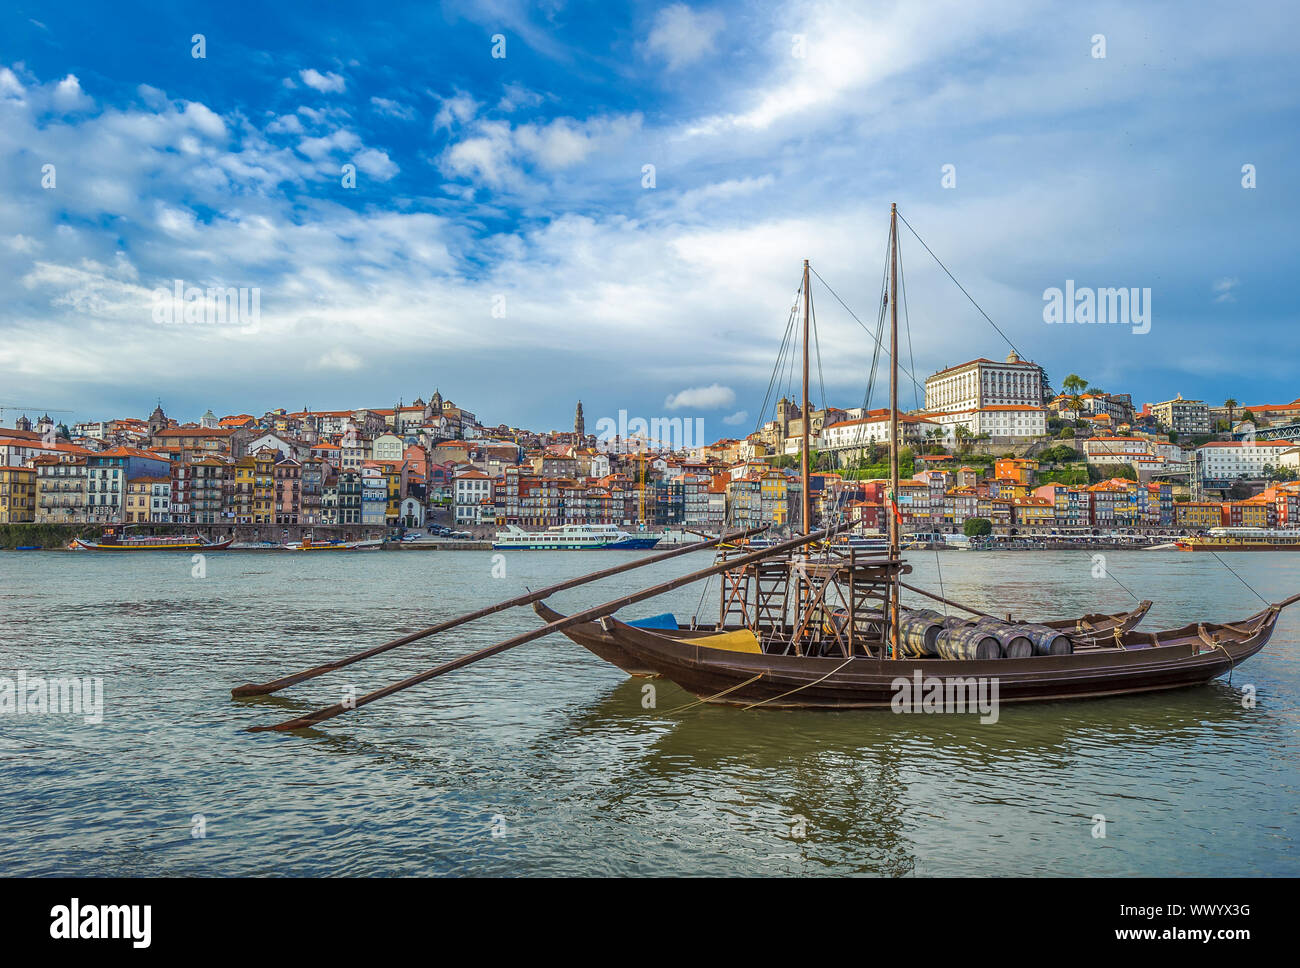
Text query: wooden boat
281 537 382 551
71 532 233 551
533 599 1152 678
524 206 1295 708
580 599 1292 708
235 205 1295 734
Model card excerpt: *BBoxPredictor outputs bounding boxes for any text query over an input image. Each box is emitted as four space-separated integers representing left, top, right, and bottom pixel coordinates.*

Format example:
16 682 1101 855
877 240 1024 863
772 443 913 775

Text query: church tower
574 401 585 438
147 400 168 437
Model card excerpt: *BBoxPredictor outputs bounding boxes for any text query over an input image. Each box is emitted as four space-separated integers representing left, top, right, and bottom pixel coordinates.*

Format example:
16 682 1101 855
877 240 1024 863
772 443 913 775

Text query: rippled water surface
1 548 1297 876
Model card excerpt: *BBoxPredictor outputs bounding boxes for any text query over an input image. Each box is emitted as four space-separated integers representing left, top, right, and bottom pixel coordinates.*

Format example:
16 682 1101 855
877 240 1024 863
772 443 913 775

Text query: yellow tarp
694 628 763 654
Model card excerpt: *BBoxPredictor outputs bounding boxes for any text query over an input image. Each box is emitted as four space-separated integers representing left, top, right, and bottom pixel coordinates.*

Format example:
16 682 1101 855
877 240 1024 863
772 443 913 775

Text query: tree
1224 398 1238 428
963 517 992 537
954 424 973 454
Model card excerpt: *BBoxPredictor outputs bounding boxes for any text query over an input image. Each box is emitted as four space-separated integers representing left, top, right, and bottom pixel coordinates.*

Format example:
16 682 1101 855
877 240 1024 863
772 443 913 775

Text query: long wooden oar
250 524 848 732
232 526 766 698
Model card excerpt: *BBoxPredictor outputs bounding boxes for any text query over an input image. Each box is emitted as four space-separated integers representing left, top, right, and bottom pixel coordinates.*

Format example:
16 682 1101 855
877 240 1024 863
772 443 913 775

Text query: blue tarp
627 613 678 630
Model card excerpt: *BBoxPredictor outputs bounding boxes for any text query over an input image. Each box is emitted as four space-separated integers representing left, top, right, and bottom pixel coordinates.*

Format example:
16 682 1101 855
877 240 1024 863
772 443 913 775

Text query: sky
1 0 1297 439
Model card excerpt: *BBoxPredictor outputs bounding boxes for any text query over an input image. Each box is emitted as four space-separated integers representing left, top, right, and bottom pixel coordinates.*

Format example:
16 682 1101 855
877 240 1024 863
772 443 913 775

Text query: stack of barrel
897 608 1073 660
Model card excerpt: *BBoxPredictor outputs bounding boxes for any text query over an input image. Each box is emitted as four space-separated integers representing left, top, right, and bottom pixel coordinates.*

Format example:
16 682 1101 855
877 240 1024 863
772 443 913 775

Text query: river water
1 548 1296 876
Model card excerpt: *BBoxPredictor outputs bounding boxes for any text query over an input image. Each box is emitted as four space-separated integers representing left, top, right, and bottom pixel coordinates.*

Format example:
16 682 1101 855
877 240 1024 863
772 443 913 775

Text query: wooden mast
888 204 901 658
800 260 812 535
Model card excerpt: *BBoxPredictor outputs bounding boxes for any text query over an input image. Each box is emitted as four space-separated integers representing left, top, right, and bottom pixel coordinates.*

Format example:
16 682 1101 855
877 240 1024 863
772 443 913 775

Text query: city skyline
2 1 1297 430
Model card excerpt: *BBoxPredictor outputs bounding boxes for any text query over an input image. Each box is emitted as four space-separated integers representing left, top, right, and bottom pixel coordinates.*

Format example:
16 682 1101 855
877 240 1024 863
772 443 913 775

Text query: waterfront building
454 469 493 525
0 466 36 523
360 467 388 526
274 458 302 525
86 446 169 524
34 456 88 524
230 450 276 524
336 470 362 525
1271 485 1300 526
300 459 326 526
1176 501 1224 529
1224 499 1273 529
125 476 171 523
1011 496 1055 529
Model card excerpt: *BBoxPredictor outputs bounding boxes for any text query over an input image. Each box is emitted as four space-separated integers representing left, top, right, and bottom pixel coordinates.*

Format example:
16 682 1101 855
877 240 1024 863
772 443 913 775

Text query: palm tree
1224 398 1238 429
955 424 973 454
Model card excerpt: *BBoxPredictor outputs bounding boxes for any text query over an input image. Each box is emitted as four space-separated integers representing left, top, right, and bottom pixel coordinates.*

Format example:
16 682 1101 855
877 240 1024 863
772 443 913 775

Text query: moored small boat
534 599 1152 678
281 537 382 551
71 531 232 552
585 598 1292 708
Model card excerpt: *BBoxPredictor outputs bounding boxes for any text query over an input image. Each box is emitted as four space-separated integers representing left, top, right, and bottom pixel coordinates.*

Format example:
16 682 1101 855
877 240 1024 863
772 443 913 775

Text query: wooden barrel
935 625 1002 661
1018 624 1074 656
898 612 944 657
962 618 1034 658
996 630 1035 659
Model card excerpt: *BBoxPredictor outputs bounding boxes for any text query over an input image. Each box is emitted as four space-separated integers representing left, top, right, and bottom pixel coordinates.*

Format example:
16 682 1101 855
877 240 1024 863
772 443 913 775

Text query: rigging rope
895 210 1023 359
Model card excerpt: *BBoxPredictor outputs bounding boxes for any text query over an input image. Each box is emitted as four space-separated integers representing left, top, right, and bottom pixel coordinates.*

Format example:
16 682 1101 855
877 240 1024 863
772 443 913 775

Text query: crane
0 404 75 431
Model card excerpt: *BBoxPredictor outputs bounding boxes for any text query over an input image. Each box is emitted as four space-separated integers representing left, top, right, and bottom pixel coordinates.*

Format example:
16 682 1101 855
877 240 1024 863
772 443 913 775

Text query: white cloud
313 349 363 371
299 69 346 94
665 384 736 410
181 101 226 139
645 4 725 71
52 73 93 111
721 410 749 425
0 67 25 99
267 113 304 135
434 93 479 130
441 121 515 186
298 128 362 160
370 96 416 120
1213 277 1239 303
497 83 543 113
354 147 399 180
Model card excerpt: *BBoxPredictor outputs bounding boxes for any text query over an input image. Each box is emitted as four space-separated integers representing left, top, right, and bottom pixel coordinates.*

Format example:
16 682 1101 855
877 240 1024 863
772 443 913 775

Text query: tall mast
888 204 900 657
801 260 812 535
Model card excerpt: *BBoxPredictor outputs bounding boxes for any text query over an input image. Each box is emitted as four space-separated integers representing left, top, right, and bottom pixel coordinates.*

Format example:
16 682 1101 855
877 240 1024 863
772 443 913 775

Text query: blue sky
1 0 1297 436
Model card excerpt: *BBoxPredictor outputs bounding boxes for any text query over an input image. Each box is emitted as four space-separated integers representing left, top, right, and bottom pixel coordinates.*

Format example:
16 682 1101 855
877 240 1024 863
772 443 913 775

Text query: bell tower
574 400 585 438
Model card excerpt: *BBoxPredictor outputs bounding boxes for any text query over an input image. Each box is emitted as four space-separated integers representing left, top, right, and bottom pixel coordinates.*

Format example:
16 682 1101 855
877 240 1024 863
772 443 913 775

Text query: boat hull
1176 541 1300 551
71 538 233 552
493 537 662 550
603 607 1281 708
536 600 1152 680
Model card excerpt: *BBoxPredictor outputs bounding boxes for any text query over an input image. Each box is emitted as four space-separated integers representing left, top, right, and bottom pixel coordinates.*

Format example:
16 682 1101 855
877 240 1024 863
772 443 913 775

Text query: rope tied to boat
1196 624 1236 684
662 672 766 714
740 655 858 711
